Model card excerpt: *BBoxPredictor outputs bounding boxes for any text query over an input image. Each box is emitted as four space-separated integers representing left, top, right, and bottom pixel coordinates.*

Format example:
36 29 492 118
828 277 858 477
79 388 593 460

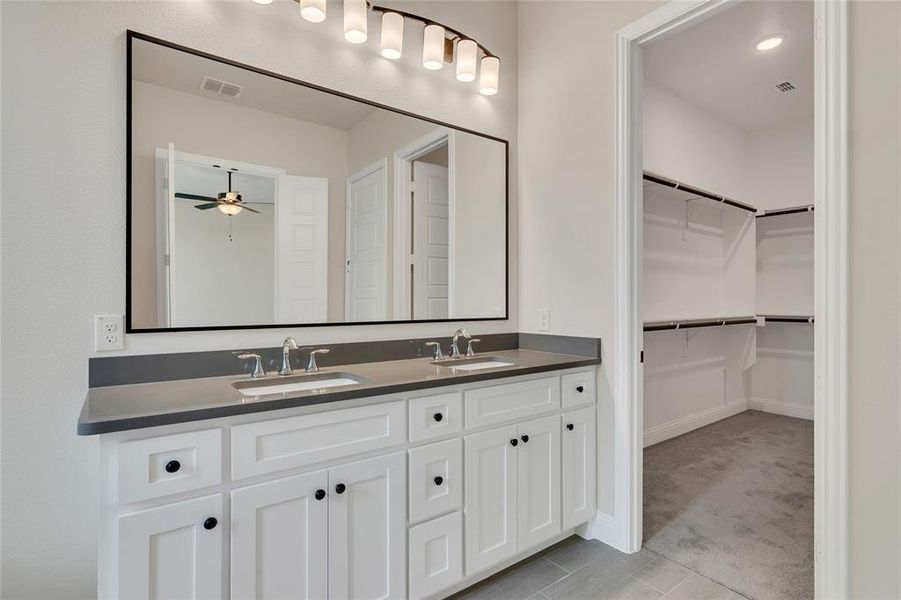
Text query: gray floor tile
457 558 568 600
598 575 663 600
633 558 693 594
543 536 614 573
662 574 734 600
542 549 656 600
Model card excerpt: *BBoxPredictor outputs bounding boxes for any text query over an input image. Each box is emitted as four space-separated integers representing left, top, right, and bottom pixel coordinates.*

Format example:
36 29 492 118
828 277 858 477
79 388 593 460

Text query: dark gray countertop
78 349 599 435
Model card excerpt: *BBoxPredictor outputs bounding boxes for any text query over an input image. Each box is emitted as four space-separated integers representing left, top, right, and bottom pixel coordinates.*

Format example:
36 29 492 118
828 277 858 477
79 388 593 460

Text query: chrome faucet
236 352 266 378
279 337 298 375
425 341 444 360
450 329 471 358
466 338 482 357
306 349 330 373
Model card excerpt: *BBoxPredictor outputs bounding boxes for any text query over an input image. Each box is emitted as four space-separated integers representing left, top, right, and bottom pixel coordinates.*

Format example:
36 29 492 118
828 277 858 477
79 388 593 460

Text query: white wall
747 118 814 211
0 1 518 597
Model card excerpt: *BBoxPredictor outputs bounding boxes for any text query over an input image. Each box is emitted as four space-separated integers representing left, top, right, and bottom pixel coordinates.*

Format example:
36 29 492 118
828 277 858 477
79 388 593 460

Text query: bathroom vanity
81 348 598 599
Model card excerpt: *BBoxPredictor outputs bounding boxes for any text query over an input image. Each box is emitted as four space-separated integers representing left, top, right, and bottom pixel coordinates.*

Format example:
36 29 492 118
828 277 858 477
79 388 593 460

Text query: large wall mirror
127 32 508 332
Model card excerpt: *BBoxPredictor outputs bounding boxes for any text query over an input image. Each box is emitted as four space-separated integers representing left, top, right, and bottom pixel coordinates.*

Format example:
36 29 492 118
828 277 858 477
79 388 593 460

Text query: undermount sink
233 372 366 397
431 356 517 371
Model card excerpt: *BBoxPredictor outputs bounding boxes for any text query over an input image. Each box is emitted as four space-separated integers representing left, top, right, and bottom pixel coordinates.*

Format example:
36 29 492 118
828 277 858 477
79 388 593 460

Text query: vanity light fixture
299 0 326 23
755 34 785 51
258 0 501 95
380 11 403 60
343 0 368 44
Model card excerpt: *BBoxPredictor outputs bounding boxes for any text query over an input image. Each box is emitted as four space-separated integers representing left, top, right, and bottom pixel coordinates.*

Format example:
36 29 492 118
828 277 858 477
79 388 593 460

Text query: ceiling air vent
199 76 244 98
774 81 797 93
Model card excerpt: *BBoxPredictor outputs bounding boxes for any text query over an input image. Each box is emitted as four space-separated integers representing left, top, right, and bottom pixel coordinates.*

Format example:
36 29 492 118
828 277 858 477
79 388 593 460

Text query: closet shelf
760 314 814 324
643 316 758 332
643 171 757 214
756 205 814 218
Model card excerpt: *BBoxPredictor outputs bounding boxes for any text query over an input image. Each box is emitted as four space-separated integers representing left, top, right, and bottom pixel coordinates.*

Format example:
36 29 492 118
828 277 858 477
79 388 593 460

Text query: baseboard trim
585 510 624 551
747 397 814 420
643 399 749 447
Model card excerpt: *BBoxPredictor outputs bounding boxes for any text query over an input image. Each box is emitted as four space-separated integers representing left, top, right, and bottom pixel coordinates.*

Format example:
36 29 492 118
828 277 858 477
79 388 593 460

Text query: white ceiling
133 38 375 131
644 0 814 132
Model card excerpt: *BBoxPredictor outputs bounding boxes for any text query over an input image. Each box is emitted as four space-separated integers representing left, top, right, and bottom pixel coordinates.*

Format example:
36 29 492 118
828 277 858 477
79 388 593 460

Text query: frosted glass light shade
422 24 445 70
300 0 326 23
344 0 368 44
218 203 243 216
251 0 274 4
380 12 404 59
456 39 478 82
479 56 499 95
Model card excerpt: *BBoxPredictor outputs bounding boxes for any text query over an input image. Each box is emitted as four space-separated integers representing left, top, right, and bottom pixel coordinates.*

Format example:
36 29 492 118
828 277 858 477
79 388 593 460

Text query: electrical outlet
95 315 124 351
538 308 551 332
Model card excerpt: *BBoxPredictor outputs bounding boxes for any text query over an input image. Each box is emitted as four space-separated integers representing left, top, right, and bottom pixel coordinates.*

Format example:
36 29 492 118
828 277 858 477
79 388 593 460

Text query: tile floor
449 536 748 600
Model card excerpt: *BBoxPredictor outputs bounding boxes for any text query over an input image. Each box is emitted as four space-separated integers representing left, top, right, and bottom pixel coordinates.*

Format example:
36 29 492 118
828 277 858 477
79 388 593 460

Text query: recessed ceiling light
756 34 785 51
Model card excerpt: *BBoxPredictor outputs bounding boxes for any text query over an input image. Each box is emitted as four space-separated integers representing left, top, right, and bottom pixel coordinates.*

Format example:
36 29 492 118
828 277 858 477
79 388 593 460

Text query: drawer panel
562 370 595 407
409 391 462 443
118 428 222 505
464 376 560 429
231 401 405 480
408 512 463 600
408 438 462 523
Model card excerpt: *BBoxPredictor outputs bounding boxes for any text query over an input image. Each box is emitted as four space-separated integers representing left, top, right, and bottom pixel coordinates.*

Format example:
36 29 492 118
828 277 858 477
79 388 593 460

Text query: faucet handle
466 338 482 357
235 352 266 378
425 341 444 360
306 348 330 373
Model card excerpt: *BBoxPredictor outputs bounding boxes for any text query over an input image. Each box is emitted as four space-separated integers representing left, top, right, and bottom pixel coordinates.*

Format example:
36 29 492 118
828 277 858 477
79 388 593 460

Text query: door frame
612 1 848 598
392 128 456 320
345 158 389 321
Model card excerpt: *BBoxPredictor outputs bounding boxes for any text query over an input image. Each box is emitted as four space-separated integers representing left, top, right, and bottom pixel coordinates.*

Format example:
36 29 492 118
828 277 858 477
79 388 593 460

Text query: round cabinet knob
165 460 181 474
433 412 444 422
434 476 444 486
521 435 530 443
566 423 575 431
335 483 346 494
510 438 518 447
203 517 218 530
576 385 584 393
315 489 326 500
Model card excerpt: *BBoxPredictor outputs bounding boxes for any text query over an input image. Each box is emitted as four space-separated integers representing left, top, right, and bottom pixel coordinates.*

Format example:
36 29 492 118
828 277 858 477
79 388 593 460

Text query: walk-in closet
640 3 815 599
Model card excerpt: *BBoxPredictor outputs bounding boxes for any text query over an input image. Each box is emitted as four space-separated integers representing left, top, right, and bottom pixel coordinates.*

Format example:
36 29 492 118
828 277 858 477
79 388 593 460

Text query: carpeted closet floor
643 410 814 600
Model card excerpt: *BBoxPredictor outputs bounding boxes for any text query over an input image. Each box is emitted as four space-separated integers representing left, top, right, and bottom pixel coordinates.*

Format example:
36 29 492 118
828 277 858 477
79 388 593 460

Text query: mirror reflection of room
129 38 506 330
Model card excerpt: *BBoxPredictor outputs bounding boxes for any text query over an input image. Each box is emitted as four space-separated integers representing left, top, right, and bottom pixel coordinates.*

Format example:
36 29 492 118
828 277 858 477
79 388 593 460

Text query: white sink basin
233 373 364 397
432 356 517 371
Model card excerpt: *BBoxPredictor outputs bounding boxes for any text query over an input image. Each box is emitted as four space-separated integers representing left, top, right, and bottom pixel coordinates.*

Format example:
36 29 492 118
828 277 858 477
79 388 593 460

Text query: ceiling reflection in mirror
128 34 507 331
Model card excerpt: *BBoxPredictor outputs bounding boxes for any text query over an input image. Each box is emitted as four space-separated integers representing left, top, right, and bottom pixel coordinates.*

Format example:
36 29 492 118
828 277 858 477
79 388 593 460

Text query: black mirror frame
126 30 509 333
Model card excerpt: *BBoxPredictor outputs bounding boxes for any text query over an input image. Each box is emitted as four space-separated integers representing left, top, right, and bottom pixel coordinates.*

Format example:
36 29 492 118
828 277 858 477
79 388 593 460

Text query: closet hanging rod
642 172 757 214
761 315 815 324
756 205 815 218
643 316 758 332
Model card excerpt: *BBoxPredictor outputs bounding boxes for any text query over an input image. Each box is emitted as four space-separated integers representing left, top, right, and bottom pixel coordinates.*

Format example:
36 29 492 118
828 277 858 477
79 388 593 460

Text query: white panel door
118 494 222 600
276 175 328 323
328 452 406 600
412 161 449 319
516 415 561 550
464 424 518 574
562 407 597 530
346 163 387 322
231 471 328 600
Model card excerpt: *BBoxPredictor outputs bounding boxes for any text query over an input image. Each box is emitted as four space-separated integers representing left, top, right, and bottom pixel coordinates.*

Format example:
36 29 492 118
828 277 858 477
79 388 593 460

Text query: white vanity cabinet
99 367 597 600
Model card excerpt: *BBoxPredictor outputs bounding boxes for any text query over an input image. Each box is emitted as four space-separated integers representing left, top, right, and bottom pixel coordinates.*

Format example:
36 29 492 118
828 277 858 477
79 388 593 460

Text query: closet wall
642 79 813 445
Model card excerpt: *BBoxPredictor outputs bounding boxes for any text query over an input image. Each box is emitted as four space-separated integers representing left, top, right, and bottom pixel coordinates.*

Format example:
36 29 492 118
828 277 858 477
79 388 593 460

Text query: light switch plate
95 315 124 351
538 308 551 332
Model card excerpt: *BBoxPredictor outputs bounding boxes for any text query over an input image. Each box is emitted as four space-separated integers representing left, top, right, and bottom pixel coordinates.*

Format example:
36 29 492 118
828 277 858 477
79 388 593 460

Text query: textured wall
0 1 517 596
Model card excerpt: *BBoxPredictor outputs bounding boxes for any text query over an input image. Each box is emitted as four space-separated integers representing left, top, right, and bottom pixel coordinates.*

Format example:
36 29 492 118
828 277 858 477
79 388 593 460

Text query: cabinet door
118 494 222 600
231 470 328 599
562 406 597 530
516 415 561 550
464 424 518 575
328 452 406 600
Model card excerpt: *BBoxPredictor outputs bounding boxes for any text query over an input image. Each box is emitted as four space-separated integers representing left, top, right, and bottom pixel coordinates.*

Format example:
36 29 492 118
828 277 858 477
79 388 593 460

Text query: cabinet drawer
118 428 222 505
408 512 463 600
464 376 560 429
408 438 462 523
562 371 595 407
409 391 462 442
231 401 405 480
